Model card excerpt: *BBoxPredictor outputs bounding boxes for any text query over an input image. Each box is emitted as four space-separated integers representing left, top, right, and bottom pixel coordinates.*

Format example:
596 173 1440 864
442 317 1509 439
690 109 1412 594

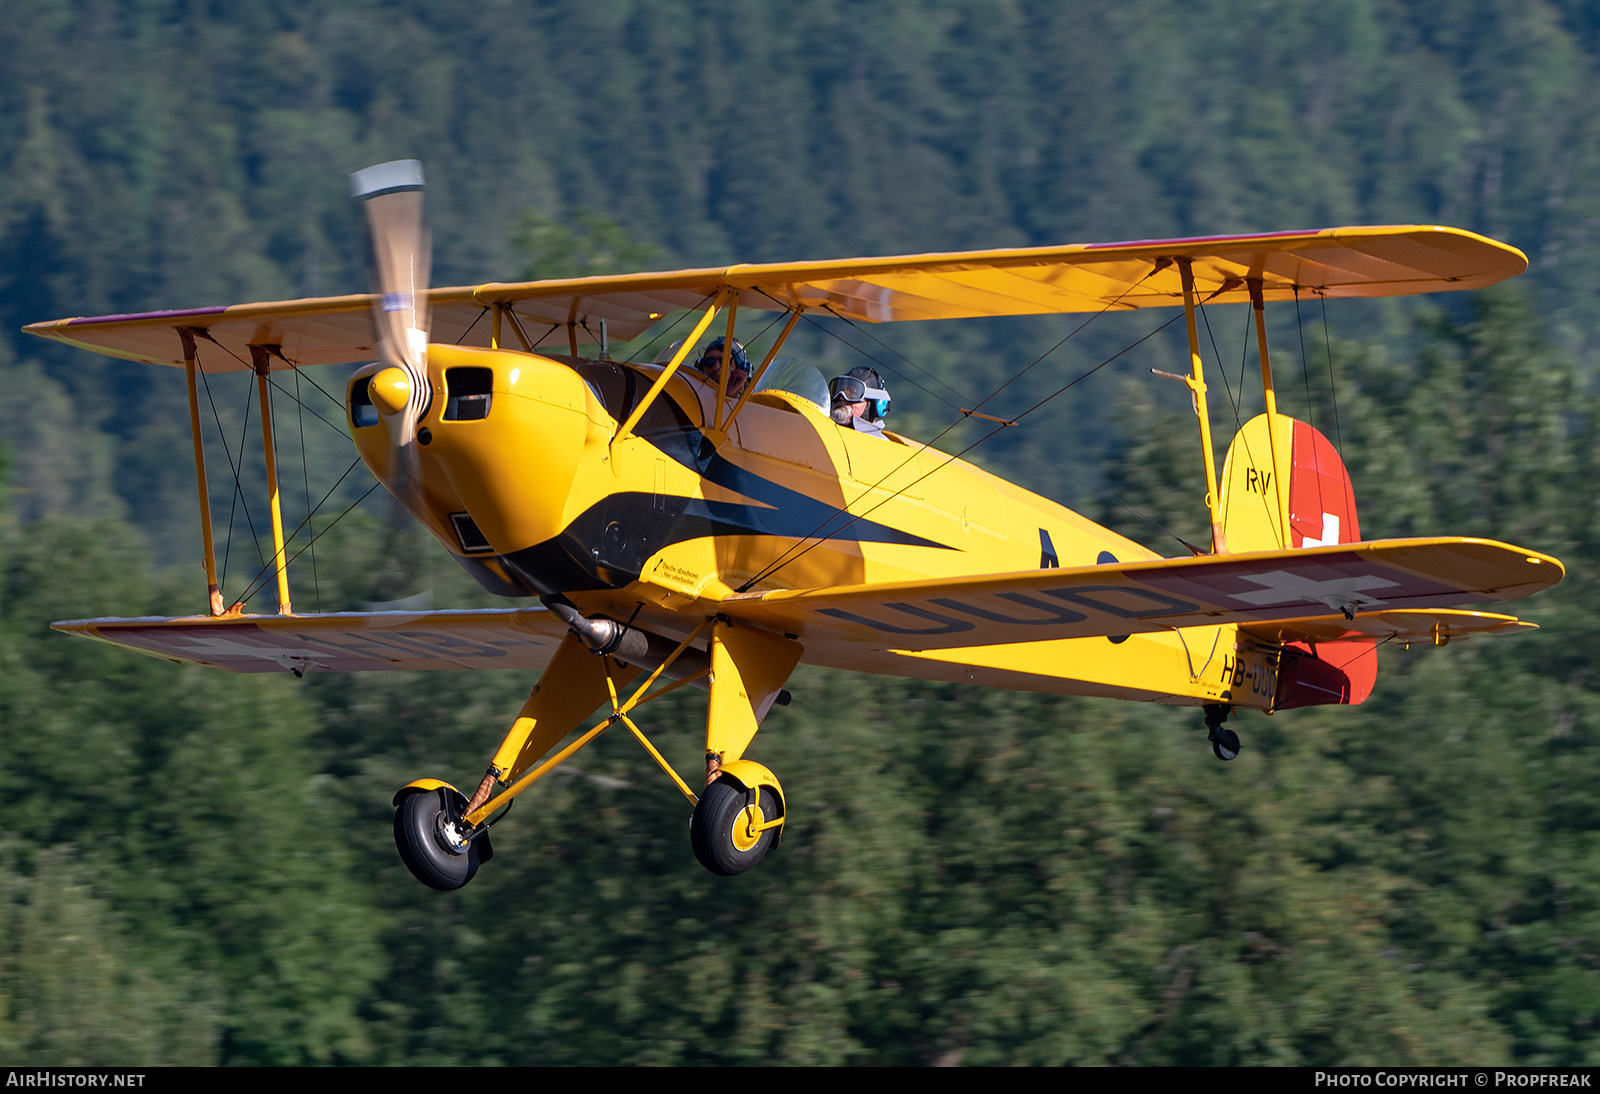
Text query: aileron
54 609 571 673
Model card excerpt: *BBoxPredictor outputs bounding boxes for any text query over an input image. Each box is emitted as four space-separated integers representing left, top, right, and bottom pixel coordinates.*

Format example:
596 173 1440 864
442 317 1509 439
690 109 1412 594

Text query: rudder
1218 412 1360 552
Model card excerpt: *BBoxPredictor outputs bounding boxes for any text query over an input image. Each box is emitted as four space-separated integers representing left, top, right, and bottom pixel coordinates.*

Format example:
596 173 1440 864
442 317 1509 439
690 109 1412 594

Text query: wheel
1210 727 1241 762
394 787 483 890
690 777 782 876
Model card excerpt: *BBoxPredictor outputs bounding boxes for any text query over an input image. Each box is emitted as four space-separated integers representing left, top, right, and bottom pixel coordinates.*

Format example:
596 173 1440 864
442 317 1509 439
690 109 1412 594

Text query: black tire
1210 727 1242 762
690 777 782 876
394 787 482 891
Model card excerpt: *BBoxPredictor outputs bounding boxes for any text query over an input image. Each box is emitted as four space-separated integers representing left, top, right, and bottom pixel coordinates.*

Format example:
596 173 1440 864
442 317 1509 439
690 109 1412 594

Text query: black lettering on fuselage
1221 653 1244 687
1245 467 1273 496
1040 528 1060 569
1222 652 1278 697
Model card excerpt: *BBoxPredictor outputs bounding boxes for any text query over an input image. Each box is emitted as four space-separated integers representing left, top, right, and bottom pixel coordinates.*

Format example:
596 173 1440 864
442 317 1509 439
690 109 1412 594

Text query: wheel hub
729 804 764 852
435 813 472 855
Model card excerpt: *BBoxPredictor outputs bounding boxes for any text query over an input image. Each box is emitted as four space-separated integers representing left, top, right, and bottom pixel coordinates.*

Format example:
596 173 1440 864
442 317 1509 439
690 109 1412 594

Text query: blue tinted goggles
829 375 889 407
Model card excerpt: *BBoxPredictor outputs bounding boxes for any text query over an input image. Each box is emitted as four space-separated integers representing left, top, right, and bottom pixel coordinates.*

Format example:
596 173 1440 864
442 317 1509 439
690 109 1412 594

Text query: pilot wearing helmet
695 336 751 397
829 366 891 437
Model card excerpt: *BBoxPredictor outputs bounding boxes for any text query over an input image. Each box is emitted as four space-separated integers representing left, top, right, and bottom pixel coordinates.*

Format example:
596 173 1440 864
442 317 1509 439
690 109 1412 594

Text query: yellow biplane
27 162 1563 888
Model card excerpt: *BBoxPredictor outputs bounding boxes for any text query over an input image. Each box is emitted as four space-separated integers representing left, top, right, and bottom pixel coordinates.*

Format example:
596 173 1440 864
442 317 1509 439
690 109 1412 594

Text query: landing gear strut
391 618 802 889
1203 703 1240 762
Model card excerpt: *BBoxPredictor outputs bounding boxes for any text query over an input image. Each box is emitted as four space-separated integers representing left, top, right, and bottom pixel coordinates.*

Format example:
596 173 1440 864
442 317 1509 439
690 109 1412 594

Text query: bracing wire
294 366 322 611
194 360 269 592
275 358 354 422
782 300 1197 552
736 277 1167 590
797 300 974 407
455 307 487 345
266 371 353 438
188 340 381 613
194 337 352 599
622 293 716 363
237 352 385 611
1200 291 1286 544
234 477 385 609
1295 288 1330 525
1295 288 1317 431
231 455 372 608
1320 295 1345 455
738 303 1190 591
639 283 1176 563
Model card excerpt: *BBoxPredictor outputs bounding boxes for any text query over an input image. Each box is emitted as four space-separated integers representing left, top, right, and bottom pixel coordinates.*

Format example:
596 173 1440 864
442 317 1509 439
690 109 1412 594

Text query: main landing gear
1203 703 1241 761
690 766 785 875
392 784 493 891
391 617 801 890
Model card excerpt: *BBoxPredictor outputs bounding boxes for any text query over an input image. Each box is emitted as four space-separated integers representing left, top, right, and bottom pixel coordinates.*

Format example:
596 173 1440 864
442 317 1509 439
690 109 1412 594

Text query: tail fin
1219 412 1360 552
1219 413 1376 708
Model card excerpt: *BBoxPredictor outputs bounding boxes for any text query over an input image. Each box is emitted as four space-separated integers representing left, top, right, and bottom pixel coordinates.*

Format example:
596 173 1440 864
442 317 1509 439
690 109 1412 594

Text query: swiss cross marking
1229 570 1397 612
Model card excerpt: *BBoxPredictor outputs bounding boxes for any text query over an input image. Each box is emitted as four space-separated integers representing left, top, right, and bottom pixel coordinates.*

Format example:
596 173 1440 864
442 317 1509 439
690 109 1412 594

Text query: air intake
444 367 494 420
450 512 493 554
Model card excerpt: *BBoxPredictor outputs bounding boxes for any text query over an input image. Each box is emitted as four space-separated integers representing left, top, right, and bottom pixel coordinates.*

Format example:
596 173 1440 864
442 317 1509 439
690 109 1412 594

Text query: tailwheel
1203 703 1241 762
690 776 783 876
1210 727 1241 762
394 785 491 891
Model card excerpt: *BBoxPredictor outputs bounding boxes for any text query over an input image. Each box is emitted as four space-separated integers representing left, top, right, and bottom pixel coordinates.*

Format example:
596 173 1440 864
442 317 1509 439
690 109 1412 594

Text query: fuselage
346 344 1279 708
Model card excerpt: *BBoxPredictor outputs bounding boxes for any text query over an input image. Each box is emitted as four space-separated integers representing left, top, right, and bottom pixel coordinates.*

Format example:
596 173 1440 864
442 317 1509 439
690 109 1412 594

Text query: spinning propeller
350 159 432 448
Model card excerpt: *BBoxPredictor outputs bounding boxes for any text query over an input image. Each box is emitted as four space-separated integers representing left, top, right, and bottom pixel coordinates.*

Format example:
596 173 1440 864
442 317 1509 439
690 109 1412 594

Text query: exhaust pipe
540 594 790 714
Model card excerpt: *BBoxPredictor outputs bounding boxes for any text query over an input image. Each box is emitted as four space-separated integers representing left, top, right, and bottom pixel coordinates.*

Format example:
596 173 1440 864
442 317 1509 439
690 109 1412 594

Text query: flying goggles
829 375 891 418
698 337 750 374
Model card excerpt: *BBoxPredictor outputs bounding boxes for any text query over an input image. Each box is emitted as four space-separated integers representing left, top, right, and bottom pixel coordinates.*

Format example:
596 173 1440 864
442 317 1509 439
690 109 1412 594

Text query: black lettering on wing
817 602 977 636
1042 584 1199 619
931 592 1087 626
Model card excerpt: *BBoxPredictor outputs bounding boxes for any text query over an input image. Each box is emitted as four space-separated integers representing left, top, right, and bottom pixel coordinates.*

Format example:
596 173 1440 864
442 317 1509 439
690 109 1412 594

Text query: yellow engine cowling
347 344 602 579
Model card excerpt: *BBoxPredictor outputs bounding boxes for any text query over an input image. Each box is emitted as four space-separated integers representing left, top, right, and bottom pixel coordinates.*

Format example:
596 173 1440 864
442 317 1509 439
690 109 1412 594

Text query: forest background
1 0 1598 1066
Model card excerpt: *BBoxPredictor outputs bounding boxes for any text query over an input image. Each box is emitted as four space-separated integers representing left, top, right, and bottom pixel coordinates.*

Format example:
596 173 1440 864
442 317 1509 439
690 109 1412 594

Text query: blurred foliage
513 209 658 281
2 0 1599 1067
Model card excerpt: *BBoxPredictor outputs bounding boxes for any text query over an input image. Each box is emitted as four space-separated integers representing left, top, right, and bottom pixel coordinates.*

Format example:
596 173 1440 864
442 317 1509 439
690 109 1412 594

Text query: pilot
695 336 751 398
829 366 891 436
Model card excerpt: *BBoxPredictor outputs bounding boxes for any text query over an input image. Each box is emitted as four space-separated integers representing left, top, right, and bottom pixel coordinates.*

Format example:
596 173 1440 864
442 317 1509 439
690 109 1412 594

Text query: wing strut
249 344 294 615
713 296 740 430
702 306 804 447
1178 259 1225 553
1249 278 1293 545
612 289 728 448
179 327 226 616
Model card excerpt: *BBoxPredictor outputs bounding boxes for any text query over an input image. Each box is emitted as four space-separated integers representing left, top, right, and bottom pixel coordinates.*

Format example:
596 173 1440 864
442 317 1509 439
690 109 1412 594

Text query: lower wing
53 539 1559 674
720 537 1561 653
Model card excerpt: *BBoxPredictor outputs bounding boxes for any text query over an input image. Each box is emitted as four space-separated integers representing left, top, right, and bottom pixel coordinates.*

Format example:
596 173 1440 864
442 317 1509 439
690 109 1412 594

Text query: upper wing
718 538 1561 654
24 226 1525 370
53 608 572 673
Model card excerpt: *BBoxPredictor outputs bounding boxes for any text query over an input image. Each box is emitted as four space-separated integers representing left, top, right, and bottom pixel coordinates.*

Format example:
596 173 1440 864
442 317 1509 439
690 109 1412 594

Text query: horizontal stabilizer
1240 608 1535 646
53 608 573 673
